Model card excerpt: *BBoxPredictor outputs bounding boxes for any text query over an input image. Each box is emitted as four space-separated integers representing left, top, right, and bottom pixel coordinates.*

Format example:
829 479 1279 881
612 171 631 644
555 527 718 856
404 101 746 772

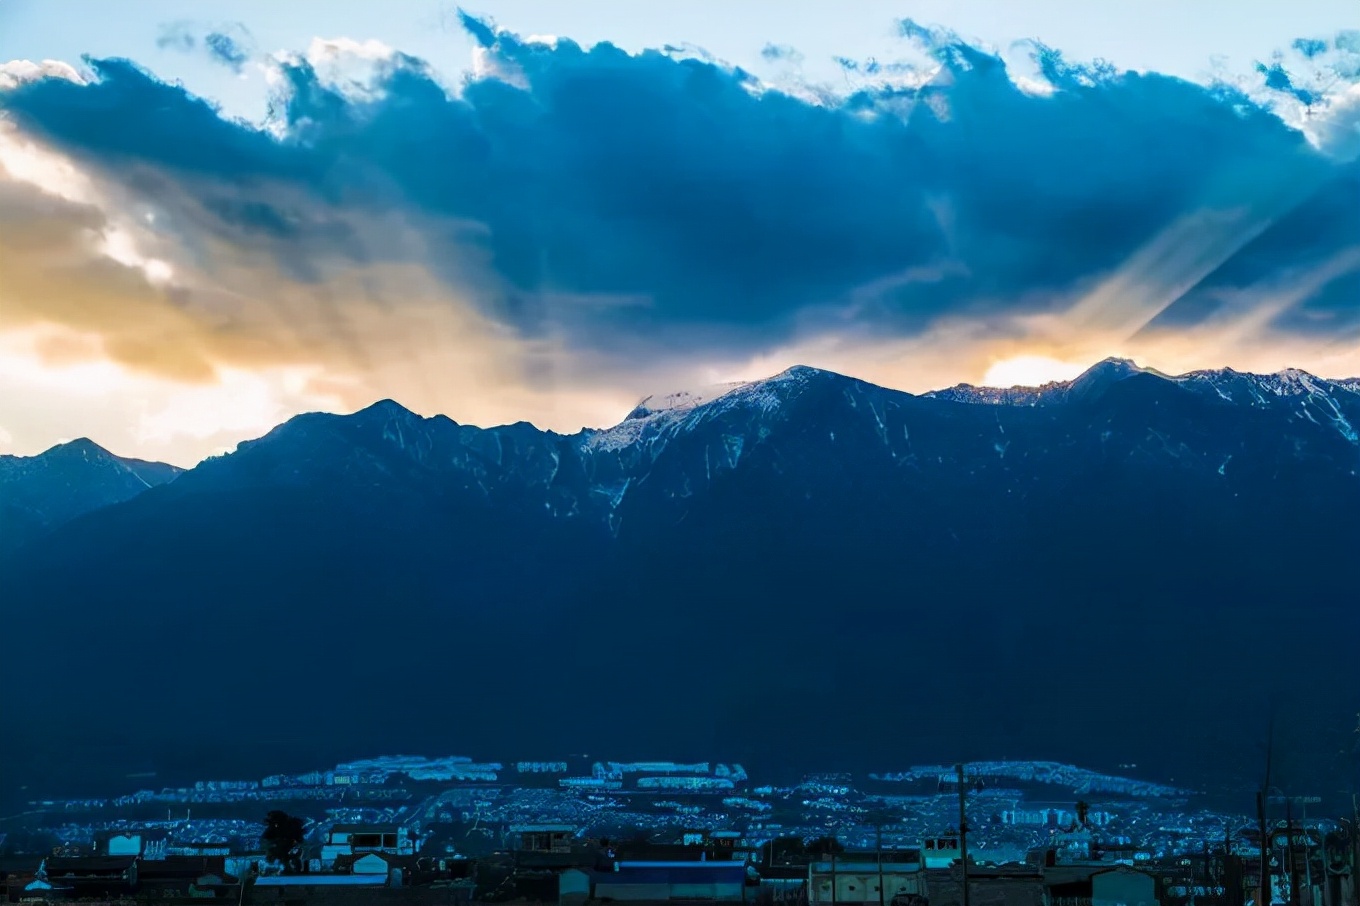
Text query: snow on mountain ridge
928 362 1359 445
205 362 1360 489
582 366 817 454
932 362 1357 402
625 385 746 420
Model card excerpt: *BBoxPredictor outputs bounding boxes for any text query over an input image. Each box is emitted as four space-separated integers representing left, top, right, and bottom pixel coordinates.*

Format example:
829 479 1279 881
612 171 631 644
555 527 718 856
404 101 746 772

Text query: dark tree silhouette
760 836 808 865
806 836 844 856
262 810 306 873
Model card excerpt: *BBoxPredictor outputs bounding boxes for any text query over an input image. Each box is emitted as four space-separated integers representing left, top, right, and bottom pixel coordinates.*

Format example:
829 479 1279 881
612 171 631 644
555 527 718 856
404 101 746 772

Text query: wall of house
107 834 142 856
559 869 591 898
925 874 1046 906
1092 871 1156 906
593 880 748 901
810 871 923 904
594 866 748 902
352 854 390 875
244 886 471 905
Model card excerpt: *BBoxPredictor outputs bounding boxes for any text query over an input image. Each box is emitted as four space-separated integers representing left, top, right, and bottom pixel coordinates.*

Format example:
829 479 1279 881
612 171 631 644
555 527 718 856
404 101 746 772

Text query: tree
806 836 844 857
760 836 808 866
261 811 306 873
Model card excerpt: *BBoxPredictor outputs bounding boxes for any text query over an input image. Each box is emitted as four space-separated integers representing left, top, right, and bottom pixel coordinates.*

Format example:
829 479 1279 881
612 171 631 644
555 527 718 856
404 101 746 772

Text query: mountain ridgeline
3 360 1359 801
0 437 182 555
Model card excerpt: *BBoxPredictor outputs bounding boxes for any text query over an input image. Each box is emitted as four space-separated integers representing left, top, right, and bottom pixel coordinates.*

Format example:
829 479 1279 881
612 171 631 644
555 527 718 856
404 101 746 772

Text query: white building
321 824 416 868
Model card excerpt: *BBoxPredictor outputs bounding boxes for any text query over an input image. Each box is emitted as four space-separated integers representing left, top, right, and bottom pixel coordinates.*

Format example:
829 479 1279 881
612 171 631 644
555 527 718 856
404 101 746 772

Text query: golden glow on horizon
2 102 1359 467
981 355 1087 389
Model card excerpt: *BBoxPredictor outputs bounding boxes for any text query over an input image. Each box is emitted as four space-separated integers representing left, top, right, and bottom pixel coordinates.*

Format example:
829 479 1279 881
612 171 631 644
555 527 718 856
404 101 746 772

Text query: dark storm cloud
2 16 1357 357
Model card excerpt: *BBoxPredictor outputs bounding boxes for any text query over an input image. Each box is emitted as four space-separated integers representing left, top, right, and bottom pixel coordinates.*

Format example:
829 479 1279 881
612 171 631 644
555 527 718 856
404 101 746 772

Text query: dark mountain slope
0 438 182 554
2 362 1357 803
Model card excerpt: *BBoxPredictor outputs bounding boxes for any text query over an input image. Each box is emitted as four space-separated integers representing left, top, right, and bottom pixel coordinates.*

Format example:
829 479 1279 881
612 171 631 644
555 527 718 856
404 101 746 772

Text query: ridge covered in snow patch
582 366 818 453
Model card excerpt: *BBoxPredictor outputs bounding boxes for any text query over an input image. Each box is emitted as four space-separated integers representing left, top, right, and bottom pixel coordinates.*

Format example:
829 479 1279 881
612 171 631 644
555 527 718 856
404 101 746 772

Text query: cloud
1257 61 1317 106
760 44 803 66
0 17 1358 461
0 59 83 91
155 22 198 54
1293 38 1329 60
204 31 251 73
156 21 256 72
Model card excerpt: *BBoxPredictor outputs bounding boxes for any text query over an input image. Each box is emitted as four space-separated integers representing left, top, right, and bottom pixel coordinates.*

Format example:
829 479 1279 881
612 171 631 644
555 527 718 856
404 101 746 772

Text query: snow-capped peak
623 366 833 422
585 366 836 453
624 384 747 421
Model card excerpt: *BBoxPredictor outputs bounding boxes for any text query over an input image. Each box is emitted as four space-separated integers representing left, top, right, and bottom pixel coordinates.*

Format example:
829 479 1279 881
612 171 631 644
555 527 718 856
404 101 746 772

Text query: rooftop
254 874 388 887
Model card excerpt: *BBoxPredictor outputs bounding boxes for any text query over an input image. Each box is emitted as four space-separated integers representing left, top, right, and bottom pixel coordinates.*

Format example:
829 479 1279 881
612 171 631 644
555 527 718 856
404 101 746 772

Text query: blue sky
1 0 1358 464
2 0 1355 118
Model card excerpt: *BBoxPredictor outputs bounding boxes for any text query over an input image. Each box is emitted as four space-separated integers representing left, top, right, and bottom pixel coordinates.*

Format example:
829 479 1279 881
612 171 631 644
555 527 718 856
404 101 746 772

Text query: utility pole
236 861 251 906
1284 797 1296 906
1223 822 1238 906
1259 719 1275 906
1353 794 1360 902
956 763 970 906
831 845 838 906
877 824 885 906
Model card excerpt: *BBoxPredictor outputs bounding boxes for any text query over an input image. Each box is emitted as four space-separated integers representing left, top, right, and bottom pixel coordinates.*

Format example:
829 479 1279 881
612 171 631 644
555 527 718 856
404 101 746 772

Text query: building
321 824 416 867
512 824 577 854
1043 865 1158 906
808 854 924 906
757 865 809 905
1091 866 1157 906
250 873 390 899
167 841 233 858
31 856 139 900
225 852 267 880
559 867 592 906
637 776 737 792
1003 808 1111 829
95 828 168 858
348 852 412 886
102 832 145 857
1 857 47 903
712 831 747 855
593 861 750 902
925 864 1046 906
923 835 963 870
136 856 235 898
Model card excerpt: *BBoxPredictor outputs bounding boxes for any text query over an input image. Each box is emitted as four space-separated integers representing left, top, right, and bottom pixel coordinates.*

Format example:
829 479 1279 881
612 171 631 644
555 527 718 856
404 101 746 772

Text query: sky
0 0 1358 466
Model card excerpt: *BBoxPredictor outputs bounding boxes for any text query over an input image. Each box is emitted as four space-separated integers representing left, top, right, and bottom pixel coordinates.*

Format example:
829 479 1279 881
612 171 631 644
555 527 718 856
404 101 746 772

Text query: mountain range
0 438 182 555
3 359 1358 803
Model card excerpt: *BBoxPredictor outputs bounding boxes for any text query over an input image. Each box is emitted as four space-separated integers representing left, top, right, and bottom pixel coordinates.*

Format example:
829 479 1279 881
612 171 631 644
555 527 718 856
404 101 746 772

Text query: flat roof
616 861 748 871
811 862 921 872
254 875 387 887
